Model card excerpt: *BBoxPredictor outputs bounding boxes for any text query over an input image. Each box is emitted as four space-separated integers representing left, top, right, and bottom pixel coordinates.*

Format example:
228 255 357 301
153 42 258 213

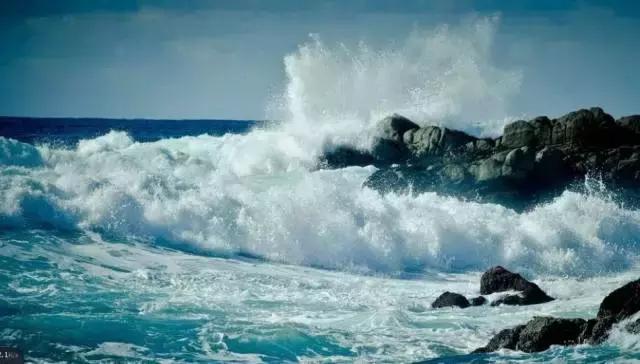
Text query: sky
0 0 639 120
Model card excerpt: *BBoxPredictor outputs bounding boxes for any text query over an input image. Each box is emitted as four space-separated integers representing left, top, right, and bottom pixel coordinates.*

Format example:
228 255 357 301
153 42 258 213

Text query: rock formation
481 266 554 306
321 108 640 210
430 266 553 310
431 292 470 309
474 278 640 353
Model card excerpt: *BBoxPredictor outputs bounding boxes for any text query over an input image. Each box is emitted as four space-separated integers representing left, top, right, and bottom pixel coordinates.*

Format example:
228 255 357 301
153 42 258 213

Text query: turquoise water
2 119 640 363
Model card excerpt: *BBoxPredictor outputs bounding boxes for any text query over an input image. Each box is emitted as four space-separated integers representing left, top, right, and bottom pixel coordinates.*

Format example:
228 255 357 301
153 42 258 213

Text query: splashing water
1 18 640 363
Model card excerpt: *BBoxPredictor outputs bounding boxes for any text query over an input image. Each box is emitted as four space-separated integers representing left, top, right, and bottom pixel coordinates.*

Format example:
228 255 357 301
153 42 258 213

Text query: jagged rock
320 108 640 211
481 266 554 306
474 278 640 355
470 296 487 306
585 278 640 343
534 147 567 181
502 120 536 149
502 147 535 179
405 126 476 161
531 116 553 146
492 285 555 306
481 266 535 294
597 278 640 322
377 114 420 143
369 114 420 164
474 317 588 353
321 146 374 168
473 325 525 353
618 115 640 135
371 138 409 163
431 292 470 309
516 317 587 352
469 156 504 182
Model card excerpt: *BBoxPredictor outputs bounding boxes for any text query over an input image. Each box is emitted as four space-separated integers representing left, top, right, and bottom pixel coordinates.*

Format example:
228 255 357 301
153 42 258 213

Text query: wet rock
377 114 420 143
586 278 640 343
555 107 617 146
431 292 470 309
618 115 640 135
320 146 374 168
502 147 535 179
371 138 410 164
473 325 524 353
534 147 567 182
474 317 588 353
481 266 554 306
481 266 534 294
502 120 536 149
405 126 476 161
516 317 587 352
492 285 555 306
474 277 640 355
469 296 487 306
320 107 640 211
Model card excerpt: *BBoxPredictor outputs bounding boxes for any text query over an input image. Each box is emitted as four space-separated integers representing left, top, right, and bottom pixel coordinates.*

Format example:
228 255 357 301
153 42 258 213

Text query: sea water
2 18 640 363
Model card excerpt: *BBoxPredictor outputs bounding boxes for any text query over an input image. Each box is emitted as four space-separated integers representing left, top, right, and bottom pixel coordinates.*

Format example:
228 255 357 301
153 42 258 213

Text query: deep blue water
0 116 260 145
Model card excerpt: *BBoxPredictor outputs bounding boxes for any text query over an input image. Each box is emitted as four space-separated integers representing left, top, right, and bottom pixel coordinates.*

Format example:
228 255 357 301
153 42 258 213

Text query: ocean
2 19 640 363
1 116 640 363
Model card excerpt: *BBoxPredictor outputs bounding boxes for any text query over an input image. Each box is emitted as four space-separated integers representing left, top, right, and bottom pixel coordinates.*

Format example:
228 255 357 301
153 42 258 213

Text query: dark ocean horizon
0 116 263 145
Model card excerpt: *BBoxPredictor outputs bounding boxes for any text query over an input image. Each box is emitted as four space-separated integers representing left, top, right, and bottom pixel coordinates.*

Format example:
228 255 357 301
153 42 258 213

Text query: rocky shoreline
426 266 640 356
320 109 640 357
321 107 640 210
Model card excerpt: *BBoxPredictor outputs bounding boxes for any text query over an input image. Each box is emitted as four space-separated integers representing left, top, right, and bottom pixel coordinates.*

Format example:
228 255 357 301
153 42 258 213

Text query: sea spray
1 131 639 275
2 17 640 363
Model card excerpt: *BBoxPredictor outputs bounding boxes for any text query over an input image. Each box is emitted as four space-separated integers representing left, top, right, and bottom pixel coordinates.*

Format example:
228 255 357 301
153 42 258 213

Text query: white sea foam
0 131 639 276
0 18 638 277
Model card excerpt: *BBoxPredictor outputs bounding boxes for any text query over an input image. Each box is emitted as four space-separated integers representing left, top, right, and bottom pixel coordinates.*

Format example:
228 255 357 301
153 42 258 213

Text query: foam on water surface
1 17 640 362
2 231 640 363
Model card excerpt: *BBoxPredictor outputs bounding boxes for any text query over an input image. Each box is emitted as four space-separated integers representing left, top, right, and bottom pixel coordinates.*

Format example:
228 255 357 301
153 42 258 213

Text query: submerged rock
431 292 470 309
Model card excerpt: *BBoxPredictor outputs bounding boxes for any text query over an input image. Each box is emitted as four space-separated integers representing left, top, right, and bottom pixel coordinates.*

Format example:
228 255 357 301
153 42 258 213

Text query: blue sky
1 0 639 120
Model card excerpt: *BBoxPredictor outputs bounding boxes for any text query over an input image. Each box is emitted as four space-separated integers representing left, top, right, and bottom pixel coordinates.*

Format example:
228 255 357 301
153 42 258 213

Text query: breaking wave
1 18 638 277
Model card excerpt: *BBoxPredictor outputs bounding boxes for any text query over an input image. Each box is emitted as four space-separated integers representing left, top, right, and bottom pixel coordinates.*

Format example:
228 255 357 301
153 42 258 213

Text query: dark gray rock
474 317 588 353
480 266 534 294
555 107 617 146
431 291 470 309
368 114 421 164
492 285 555 306
320 146 374 168
371 138 410 164
481 266 554 306
502 120 536 149
596 278 640 321
470 296 487 306
377 114 420 143
405 126 476 161
502 147 535 179
618 115 640 135
516 317 588 352
584 278 640 343
321 107 640 211
473 325 525 353
474 277 640 355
